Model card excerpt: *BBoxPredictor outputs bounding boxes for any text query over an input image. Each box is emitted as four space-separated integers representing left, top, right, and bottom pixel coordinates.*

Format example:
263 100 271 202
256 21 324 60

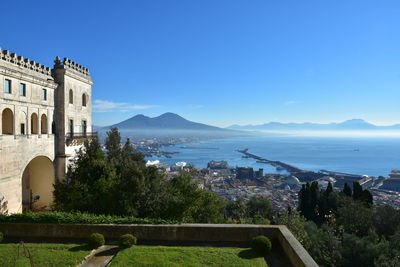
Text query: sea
146 136 400 177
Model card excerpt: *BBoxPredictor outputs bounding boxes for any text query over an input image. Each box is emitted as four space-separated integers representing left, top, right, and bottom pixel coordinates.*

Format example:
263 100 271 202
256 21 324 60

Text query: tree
360 189 373 206
317 184 339 225
340 233 388 267
190 191 226 223
274 209 311 249
53 139 119 214
122 138 145 163
336 199 373 236
226 199 247 221
351 182 373 206
246 196 274 220
298 183 313 220
303 222 342 267
373 205 400 237
342 183 352 197
352 182 363 201
162 172 225 223
105 127 121 161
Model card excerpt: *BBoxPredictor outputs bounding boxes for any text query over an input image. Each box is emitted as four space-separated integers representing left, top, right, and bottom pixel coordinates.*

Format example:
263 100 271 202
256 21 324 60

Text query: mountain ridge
228 119 400 131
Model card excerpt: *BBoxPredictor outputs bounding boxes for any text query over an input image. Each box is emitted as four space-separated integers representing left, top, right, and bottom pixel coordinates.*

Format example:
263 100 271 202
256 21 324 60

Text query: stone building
0 49 94 213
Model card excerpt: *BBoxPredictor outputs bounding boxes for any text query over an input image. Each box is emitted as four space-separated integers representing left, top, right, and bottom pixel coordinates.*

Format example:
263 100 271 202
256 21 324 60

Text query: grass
0 243 91 267
110 246 268 267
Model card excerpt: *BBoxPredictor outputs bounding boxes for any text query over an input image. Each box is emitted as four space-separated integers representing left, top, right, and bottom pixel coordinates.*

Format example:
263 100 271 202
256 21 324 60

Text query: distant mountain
228 119 400 131
109 112 229 131
99 113 243 138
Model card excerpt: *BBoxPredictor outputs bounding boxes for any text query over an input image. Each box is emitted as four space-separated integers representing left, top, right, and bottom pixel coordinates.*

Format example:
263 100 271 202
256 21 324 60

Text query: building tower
52 57 93 182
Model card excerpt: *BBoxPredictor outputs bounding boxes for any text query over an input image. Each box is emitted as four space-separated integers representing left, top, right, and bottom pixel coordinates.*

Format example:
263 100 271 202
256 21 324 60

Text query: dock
237 149 302 173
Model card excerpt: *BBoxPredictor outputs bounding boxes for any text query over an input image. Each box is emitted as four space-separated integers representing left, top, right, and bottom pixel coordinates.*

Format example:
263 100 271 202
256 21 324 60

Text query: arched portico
41 114 48 134
21 156 55 212
31 113 38 134
2 108 13 135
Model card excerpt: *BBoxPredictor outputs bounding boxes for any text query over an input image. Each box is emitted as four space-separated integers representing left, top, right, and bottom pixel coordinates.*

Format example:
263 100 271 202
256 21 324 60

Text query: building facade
0 49 93 213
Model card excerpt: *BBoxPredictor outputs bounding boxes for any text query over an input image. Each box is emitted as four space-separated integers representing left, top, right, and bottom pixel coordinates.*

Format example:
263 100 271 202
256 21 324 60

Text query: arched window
1 108 13 135
31 113 38 134
41 114 48 134
69 89 73 104
82 93 87 107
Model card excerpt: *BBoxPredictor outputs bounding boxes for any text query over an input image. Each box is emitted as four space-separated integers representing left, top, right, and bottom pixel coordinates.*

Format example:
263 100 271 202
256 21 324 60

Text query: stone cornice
0 49 52 76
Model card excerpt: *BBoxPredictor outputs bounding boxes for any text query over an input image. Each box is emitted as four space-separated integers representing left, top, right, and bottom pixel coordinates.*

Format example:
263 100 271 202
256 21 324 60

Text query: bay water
147 136 400 177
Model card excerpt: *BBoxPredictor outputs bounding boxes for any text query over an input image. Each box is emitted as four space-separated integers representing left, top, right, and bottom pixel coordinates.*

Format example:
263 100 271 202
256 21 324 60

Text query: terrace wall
0 223 318 267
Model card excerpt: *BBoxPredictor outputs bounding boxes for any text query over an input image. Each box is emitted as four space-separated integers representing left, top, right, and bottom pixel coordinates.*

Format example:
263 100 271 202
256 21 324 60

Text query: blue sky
1 0 400 127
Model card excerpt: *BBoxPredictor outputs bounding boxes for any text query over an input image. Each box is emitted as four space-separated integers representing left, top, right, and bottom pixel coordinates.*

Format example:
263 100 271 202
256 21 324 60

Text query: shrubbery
0 211 176 224
250 235 272 254
119 234 137 249
0 232 3 243
88 233 105 249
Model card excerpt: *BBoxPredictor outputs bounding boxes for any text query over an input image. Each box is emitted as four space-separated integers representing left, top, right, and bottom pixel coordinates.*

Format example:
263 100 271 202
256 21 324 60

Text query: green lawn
0 243 91 267
110 246 268 267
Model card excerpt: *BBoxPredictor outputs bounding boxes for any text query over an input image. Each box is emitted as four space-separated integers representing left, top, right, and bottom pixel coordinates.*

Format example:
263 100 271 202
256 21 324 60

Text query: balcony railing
66 132 98 146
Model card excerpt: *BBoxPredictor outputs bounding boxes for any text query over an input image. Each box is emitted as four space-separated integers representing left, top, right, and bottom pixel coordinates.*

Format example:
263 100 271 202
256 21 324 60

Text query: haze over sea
148 135 400 177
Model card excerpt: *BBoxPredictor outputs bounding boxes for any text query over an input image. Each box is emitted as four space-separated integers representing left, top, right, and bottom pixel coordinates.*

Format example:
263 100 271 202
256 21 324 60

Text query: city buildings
0 49 94 213
380 170 400 192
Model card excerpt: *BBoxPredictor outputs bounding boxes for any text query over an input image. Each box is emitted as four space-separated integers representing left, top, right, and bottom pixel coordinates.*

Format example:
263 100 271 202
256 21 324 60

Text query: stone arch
69 89 73 104
21 156 55 212
41 114 48 134
82 93 87 107
2 108 13 135
31 113 38 134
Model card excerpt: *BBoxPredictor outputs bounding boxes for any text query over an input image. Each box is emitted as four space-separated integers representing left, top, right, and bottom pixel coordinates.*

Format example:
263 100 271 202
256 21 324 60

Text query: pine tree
343 183 352 197
105 127 121 160
353 182 363 201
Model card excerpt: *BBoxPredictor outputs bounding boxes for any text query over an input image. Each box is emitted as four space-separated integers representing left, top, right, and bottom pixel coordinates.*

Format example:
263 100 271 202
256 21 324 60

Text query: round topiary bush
88 233 105 249
118 234 137 249
0 232 3 243
250 235 272 254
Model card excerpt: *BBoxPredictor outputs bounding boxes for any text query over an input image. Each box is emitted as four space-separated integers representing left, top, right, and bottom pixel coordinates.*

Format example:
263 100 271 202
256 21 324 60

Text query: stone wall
0 223 318 267
0 135 55 213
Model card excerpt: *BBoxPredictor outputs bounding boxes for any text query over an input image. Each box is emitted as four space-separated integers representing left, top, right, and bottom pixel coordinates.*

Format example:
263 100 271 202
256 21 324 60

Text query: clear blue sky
1 0 400 127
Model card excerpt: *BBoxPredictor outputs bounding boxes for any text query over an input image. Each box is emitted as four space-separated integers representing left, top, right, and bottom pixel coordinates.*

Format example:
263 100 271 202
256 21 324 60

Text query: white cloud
93 100 157 113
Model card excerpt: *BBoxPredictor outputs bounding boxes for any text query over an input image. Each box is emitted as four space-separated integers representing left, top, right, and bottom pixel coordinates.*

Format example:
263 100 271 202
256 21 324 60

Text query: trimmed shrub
250 235 272 254
0 232 3 243
88 233 105 249
0 211 177 225
118 234 137 249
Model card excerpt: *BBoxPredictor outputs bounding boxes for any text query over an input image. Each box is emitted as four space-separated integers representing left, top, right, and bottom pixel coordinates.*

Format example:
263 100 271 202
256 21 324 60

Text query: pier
237 149 303 173
320 169 364 179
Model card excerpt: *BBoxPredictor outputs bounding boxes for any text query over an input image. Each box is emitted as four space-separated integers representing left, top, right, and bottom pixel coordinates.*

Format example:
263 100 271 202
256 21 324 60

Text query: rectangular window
20 123 25 135
41 88 47 100
4 79 11 93
19 83 26 96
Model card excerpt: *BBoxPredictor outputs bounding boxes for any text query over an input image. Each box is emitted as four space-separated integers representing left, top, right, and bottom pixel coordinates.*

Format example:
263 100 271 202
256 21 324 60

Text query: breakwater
237 149 303 173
